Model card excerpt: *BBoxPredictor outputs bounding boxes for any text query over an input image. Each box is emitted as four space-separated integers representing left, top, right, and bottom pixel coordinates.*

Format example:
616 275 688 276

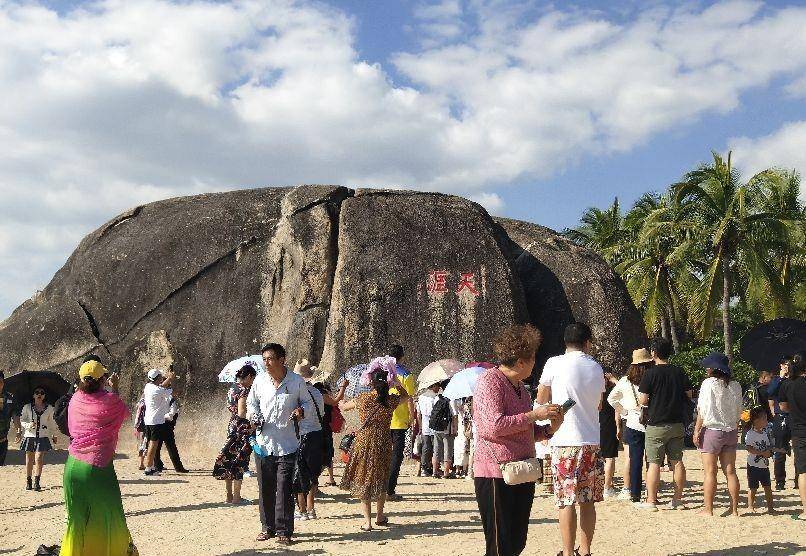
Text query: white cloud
729 121 806 200
1 0 806 316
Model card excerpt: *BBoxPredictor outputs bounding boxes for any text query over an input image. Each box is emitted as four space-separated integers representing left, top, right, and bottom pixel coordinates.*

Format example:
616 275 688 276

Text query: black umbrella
740 318 806 371
4 370 70 406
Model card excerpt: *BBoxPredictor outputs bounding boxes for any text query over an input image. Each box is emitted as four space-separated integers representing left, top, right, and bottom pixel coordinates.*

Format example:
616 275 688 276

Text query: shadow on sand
220 550 327 556
672 542 804 555
3 448 129 466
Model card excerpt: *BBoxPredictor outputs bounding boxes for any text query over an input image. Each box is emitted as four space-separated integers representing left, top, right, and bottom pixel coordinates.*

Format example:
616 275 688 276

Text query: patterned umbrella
417 359 463 390
337 364 374 399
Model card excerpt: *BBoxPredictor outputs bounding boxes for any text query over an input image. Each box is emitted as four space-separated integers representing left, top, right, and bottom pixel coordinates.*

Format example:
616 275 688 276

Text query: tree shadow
125 500 228 517
219 550 327 556
0 501 62 514
3 448 129 466
118 478 189 485
0 547 23 555
672 542 804 555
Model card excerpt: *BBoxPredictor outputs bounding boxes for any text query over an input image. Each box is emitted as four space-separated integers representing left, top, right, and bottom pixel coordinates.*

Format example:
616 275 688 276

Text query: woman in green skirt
60 359 137 556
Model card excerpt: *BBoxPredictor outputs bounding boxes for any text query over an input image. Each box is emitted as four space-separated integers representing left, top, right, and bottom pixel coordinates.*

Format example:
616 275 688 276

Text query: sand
1 431 804 556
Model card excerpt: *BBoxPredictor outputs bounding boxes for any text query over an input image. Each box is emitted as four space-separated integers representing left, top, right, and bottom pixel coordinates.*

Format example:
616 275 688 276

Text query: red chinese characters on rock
426 271 480 297
426 270 449 293
456 272 479 296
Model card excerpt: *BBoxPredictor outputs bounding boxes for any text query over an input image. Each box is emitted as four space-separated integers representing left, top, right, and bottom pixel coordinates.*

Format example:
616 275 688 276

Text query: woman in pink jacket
473 324 563 556
60 359 137 556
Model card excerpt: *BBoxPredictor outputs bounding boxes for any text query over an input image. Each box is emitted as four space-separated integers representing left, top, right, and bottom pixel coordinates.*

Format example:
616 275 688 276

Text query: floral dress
212 385 253 481
339 391 400 500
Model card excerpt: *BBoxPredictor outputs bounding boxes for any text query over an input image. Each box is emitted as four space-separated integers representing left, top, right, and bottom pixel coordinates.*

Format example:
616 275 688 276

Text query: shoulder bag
338 404 382 463
630 382 648 426
480 436 543 485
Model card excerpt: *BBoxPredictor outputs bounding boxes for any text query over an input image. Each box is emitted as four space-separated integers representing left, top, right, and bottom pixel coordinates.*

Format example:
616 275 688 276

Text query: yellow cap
79 360 107 380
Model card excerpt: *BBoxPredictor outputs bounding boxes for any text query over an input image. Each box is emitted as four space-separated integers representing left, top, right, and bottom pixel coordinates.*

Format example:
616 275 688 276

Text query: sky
1 0 806 319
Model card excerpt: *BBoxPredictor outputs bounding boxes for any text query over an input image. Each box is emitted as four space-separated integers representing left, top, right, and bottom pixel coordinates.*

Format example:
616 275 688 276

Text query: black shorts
145 423 169 442
747 466 771 490
599 421 619 459
794 437 806 475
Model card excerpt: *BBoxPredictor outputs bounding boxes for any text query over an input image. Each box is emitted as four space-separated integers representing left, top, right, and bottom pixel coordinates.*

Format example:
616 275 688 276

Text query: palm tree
564 198 628 265
617 192 694 351
674 151 792 358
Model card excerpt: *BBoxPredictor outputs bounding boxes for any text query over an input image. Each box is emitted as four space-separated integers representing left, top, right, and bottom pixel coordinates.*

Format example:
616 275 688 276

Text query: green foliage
567 150 805 361
670 337 757 389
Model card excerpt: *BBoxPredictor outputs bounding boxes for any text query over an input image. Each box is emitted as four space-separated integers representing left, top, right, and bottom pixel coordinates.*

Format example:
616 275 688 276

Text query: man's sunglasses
33 391 46 396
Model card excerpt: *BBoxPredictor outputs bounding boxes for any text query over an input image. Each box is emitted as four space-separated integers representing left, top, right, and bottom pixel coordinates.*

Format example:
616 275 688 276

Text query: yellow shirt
389 373 417 429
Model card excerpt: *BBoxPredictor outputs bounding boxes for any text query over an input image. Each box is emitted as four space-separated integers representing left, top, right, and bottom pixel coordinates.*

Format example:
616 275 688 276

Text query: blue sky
1 0 806 318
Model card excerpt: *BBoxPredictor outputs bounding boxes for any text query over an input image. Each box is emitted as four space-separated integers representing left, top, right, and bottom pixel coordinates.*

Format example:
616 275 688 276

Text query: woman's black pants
474 477 535 556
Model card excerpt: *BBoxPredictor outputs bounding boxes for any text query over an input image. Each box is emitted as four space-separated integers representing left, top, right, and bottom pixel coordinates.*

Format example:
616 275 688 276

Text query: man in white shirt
142 368 175 476
247 343 313 546
537 322 605 556
416 385 438 476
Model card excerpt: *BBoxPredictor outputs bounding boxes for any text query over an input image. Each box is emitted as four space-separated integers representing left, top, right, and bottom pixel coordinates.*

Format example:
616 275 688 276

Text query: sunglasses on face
34 391 45 396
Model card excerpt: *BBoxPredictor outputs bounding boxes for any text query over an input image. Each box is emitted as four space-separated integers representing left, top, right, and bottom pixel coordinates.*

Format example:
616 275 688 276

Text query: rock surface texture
0 186 645 414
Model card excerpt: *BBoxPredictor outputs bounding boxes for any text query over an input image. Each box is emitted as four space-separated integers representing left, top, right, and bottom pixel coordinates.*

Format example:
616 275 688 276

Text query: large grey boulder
0 186 645 418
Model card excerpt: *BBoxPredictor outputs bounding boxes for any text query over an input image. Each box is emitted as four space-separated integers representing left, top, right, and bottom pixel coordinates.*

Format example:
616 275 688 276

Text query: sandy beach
1 427 804 556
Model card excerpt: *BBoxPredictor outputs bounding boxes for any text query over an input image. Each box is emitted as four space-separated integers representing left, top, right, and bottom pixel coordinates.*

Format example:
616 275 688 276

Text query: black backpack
429 395 452 432
53 391 73 436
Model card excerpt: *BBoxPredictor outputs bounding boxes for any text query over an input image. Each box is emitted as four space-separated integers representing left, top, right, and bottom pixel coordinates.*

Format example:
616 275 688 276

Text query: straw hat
293 359 314 379
631 348 653 365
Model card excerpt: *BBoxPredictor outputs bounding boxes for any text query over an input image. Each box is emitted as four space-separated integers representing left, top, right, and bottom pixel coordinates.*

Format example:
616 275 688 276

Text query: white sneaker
307 510 317 519
294 510 308 520
617 489 632 501
634 501 658 512
603 487 618 499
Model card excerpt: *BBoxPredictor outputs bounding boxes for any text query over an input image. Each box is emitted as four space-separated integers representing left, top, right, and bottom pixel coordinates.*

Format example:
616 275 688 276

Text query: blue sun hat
700 352 731 376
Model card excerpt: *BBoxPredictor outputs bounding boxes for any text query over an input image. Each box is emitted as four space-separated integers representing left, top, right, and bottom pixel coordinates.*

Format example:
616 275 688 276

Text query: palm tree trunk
722 257 733 361
660 314 670 341
667 307 680 353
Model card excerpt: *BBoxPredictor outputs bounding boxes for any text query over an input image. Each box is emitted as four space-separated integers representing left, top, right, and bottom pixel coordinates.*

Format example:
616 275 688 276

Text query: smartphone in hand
560 399 576 414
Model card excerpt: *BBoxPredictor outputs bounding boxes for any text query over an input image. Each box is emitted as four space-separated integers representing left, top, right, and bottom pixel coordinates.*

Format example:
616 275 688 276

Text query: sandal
256 531 275 541
325 480 337 486
276 536 292 545
375 517 389 526
360 525 373 532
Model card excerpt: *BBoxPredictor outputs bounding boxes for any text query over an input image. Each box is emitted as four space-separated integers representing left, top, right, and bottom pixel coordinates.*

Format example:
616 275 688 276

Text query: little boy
745 406 774 513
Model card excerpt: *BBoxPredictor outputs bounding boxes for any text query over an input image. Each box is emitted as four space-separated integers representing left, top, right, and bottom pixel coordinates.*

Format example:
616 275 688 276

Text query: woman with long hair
19 385 59 491
607 349 653 503
693 353 743 516
60 359 137 555
213 364 257 504
339 356 410 531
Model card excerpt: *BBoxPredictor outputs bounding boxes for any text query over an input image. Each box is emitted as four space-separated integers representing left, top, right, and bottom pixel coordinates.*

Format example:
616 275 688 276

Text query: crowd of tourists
0 323 804 556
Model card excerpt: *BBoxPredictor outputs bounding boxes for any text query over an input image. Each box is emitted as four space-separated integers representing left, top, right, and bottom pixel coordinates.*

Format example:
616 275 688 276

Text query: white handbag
482 440 543 485
499 457 543 485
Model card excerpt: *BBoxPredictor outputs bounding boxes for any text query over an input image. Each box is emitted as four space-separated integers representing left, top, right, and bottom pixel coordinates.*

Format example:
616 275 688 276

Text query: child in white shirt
744 407 775 513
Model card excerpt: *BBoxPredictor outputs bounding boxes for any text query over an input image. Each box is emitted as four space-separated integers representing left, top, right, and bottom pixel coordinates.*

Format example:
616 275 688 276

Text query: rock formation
0 186 646 417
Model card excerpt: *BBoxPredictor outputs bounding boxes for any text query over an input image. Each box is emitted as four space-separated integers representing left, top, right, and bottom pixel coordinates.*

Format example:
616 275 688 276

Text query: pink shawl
68 390 129 468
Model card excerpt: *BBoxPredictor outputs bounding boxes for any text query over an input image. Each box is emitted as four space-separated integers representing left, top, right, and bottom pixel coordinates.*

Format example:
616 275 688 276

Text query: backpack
329 405 345 433
53 391 73 436
429 395 452 432
134 398 146 433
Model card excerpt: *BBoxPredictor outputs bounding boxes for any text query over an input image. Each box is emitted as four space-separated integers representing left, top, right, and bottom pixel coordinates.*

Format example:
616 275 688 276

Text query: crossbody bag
338 405 382 458
630 382 648 426
480 437 543 485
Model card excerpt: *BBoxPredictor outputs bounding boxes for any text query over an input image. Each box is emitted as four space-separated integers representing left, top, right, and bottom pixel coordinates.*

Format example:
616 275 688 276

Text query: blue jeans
624 427 646 502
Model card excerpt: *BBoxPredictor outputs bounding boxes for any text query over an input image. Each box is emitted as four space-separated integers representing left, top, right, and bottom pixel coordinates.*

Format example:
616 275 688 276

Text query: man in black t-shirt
636 337 694 511
779 351 806 520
